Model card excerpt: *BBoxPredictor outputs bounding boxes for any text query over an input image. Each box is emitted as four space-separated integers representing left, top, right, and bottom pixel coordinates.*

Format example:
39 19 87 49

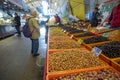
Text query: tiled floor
0 26 47 80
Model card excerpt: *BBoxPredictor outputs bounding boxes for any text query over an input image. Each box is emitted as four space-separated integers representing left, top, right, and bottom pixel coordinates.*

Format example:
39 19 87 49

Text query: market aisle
0 25 47 80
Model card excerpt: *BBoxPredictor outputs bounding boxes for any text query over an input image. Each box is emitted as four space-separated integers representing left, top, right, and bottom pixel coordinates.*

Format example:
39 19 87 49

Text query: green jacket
28 16 40 39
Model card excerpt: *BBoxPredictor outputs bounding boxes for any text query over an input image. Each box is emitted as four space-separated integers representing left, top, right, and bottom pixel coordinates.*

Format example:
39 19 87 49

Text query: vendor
90 7 100 27
108 0 120 30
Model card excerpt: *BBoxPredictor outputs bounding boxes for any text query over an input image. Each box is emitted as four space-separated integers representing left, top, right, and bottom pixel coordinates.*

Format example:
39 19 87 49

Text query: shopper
55 14 61 25
28 10 40 56
108 0 120 30
14 13 21 36
90 7 100 27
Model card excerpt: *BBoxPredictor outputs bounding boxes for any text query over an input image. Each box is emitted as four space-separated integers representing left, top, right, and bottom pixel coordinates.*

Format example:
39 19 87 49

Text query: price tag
64 30 66 32
77 39 83 44
91 30 95 33
91 47 102 56
103 33 109 37
70 35 74 38
77 28 80 30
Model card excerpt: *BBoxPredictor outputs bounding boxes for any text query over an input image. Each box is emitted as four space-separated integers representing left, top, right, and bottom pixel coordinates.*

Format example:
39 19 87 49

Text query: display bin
48 41 85 50
87 41 112 47
46 49 109 75
82 41 112 65
68 32 87 37
111 58 120 72
49 36 74 42
46 66 120 80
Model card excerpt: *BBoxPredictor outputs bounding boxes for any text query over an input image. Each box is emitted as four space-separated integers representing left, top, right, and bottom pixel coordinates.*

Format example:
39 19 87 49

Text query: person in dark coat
108 0 120 30
14 13 21 36
90 7 100 27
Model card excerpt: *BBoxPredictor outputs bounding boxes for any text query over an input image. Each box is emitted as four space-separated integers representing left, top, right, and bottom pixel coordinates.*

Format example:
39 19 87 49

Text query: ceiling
0 0 25 12
0 0 109 13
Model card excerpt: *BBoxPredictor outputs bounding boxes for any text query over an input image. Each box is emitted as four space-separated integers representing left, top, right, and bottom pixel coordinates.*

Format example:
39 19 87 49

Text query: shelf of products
44 25 120 80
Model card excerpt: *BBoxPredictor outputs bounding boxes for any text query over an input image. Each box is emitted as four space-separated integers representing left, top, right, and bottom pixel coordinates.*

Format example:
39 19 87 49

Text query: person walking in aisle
28 10 40 56
14 13 21 36
108 0 120 30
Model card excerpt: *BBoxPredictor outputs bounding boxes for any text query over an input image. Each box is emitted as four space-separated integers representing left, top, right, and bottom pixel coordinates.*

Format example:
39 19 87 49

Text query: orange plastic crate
48 41 84 50
46 66 120 80
111 58 120 72
46 49 109 75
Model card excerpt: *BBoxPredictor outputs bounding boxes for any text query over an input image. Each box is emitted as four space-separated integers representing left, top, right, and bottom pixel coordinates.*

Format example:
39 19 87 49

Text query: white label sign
91 47 102 56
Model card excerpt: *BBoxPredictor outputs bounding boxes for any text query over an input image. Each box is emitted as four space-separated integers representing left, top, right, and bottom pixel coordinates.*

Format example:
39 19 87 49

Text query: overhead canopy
70 0 85 20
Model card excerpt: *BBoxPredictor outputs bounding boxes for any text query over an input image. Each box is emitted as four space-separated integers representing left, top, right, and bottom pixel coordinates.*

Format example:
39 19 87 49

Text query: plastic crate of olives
96 41 120 59
47 67 120 80
83 36 109 44
47 49 107 74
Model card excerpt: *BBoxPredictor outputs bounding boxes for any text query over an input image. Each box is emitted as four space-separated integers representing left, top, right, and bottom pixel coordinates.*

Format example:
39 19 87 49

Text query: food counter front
0 24 16 39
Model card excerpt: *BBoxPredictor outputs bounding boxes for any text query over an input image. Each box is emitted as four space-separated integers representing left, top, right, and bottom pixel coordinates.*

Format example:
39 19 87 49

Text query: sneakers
32 53 40 57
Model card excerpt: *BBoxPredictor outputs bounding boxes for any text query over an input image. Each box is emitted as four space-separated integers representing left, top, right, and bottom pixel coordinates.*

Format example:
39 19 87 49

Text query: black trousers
15 24 21 35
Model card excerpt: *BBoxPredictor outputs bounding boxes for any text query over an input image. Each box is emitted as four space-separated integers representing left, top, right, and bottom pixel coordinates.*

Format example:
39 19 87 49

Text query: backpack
22 18 33 38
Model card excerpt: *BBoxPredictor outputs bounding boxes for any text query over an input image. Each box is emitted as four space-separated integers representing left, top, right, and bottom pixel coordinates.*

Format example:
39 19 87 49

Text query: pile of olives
84 36 109 44
96 41 120 58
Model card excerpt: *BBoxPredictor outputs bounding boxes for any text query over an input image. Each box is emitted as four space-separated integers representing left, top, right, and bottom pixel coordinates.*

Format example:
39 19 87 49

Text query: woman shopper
28 10 40 56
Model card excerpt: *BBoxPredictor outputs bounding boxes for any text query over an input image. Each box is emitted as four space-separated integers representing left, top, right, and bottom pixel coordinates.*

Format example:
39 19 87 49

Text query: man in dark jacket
14 13 21 36
90 7 100 27
108 0 120 30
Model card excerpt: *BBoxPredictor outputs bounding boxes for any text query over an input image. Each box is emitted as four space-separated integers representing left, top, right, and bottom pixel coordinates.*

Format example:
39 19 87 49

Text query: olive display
51 69 120 80
74 32 93 38
50 27 66 36
69 30 84 34
49 41 81 49
96 41 120 58
84 36 109 44
49 36 73 41
49 50 104 72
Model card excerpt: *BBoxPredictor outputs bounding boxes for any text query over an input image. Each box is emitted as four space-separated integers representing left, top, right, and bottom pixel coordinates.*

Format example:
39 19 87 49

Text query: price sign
103 33 109 37
91 47 102 56
70 35 74 38
77 39 83 44
91 30 95 33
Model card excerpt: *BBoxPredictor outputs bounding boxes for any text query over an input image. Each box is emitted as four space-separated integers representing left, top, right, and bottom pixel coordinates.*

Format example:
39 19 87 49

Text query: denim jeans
31 39 39 54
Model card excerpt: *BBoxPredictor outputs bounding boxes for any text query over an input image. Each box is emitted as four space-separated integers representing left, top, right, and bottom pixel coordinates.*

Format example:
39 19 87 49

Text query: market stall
43 25 120 80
